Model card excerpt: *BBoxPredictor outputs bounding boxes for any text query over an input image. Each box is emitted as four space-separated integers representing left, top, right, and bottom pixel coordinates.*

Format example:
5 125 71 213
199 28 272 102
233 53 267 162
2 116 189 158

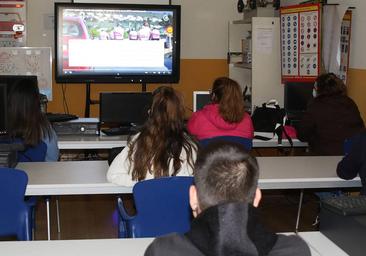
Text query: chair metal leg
46 197 51 240
295 189 304 234
56 198 61 234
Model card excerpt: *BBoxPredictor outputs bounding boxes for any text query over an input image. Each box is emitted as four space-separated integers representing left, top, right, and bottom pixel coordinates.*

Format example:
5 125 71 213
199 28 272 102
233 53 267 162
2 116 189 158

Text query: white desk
0 238 153 256
57 135 127 150
299 232 349 256
18 156 360 196
18 156 359 240
0 232 347 256
57 133 307 150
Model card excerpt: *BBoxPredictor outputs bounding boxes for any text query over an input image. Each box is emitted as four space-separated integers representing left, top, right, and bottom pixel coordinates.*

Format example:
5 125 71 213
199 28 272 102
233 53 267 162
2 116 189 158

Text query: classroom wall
27 0 239 117
27 0 366 121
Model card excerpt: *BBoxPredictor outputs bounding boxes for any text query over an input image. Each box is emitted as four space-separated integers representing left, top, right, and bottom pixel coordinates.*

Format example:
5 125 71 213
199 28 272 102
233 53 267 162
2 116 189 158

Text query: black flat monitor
55 3 181 84
0 75 38 95
284 82 314 120
0 84 7 135
99 92 153 126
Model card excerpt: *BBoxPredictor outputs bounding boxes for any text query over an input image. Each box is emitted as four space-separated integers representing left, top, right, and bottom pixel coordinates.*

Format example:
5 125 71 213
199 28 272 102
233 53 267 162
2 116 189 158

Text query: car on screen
62 16 90 71
0 12 24 39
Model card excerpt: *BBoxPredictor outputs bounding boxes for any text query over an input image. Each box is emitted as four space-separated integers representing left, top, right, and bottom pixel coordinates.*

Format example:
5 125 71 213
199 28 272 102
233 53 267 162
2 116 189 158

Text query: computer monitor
0 84 7 135
0 75 38 95
99 92 153 126
284 82 314 120
193 91 211 112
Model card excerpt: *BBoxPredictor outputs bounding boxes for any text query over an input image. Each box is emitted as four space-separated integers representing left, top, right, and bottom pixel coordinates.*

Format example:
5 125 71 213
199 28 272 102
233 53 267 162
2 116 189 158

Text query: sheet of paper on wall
255 28 273 54
0 0 27 47
0 47 52 100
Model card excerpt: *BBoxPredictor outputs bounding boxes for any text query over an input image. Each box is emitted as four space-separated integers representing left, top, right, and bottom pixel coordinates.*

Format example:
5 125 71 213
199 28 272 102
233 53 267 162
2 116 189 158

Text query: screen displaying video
55 3 180 83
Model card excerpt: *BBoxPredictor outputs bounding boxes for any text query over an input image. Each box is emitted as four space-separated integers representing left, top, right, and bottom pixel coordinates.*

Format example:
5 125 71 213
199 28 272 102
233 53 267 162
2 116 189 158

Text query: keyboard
322 196 366 216
102 127 137 136
46 113 79 123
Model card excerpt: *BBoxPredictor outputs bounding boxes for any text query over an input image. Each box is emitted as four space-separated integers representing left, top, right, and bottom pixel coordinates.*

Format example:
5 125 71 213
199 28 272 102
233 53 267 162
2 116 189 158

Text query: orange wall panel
47 59 228 117
347 68 366 124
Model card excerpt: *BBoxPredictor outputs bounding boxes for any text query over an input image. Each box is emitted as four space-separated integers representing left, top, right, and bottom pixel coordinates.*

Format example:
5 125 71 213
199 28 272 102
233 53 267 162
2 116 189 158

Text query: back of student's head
316 73 346 97
7 78 50 146
194 141 259 210
211 77 245 123
129 86 197 181
148 86 186 132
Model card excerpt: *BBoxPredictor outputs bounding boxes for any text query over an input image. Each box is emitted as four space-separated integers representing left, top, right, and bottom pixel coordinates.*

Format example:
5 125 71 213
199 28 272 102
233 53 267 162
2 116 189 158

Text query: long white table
299 232 349 256
57 133 307 150
18 156 360 196
18 156 359 241
0 232 348 256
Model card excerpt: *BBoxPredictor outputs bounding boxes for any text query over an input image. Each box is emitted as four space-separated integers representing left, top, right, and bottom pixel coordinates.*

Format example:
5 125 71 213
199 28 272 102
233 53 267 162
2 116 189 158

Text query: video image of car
0 12 24 39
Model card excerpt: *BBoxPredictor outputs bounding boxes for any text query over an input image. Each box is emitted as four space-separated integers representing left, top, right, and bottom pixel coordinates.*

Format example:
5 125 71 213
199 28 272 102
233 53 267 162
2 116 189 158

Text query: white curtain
322 5 349 75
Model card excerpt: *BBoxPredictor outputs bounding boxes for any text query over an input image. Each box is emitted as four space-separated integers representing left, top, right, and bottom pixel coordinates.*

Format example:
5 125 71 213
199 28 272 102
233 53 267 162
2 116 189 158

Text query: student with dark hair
7 78 59 161
187 77 254 141
337 130 366 195
298 73 364 155
107 86 198 186
145 141 311 256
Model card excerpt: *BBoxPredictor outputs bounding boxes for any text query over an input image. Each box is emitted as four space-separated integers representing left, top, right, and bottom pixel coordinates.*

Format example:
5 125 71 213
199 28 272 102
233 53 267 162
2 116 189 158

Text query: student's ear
253 188 262 208
189 185 200 217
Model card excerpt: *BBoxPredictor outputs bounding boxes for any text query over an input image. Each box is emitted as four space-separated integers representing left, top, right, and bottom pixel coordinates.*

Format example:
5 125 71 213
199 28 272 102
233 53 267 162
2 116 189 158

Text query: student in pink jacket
187 77 254 141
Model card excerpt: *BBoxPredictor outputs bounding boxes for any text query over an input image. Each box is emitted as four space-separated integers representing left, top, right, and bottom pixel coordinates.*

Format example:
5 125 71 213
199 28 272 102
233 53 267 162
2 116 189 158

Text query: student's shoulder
269 234 311 256
144 233 203 256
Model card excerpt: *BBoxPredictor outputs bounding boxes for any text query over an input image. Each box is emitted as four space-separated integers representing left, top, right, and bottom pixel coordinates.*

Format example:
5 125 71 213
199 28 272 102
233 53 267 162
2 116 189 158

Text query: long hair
7 78 52 146
316 73 346 97
211 77 245 123
128 86 197 181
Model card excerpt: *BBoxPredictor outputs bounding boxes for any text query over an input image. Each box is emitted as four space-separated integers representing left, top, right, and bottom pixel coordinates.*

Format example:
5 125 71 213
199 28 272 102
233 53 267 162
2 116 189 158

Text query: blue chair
200 136 253 151
0 168 33 240
118 176 194 238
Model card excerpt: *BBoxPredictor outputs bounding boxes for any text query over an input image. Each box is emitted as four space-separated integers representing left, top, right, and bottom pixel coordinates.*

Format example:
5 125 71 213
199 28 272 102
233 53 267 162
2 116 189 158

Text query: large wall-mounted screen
55 3 180 84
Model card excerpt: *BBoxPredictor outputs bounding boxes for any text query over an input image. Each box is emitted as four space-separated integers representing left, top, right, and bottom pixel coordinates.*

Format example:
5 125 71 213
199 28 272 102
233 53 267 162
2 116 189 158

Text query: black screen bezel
55 3 181 84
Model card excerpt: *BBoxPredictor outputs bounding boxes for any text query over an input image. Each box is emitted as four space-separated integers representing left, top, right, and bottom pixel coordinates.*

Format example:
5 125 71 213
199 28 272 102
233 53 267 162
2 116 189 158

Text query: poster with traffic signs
0 0 26 47
280 3 321 82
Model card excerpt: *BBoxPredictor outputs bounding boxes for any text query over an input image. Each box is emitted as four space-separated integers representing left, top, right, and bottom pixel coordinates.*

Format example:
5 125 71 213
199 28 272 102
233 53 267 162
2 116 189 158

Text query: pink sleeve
246 113 254 138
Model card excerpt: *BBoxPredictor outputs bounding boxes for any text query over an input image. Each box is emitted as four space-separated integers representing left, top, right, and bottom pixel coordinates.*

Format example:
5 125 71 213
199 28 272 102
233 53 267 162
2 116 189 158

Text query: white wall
327 0 366 69
173 0 241 59
27 0 242 59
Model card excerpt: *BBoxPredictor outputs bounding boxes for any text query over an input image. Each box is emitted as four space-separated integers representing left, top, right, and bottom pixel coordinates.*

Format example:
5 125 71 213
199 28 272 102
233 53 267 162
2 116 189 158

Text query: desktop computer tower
320 196 366 256
52 118 99 136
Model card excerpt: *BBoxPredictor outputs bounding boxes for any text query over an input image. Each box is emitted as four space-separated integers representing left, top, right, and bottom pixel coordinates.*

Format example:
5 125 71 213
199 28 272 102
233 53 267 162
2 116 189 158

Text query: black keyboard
46 113 78 123
102 127 137 136
322 196 366 216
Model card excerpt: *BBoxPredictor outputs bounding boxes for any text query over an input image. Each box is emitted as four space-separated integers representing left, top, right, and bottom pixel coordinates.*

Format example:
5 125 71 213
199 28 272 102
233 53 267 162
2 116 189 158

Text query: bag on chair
251 100 293 146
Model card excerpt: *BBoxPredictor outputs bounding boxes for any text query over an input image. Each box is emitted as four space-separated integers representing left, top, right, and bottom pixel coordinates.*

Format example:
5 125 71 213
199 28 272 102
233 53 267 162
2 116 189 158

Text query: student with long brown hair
6 78 59 162
187 77 254 141
107 86 198 186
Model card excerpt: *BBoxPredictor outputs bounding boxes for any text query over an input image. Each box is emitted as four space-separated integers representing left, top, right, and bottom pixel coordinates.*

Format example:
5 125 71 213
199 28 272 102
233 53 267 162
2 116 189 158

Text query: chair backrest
0 168 31 240
127 176 193 238
200 136 253 151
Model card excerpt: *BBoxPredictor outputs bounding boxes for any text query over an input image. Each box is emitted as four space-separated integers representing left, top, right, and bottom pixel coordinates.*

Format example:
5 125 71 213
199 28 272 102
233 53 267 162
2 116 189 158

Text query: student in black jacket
298 73 364 155
145 141 311 256
337 131 366 195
